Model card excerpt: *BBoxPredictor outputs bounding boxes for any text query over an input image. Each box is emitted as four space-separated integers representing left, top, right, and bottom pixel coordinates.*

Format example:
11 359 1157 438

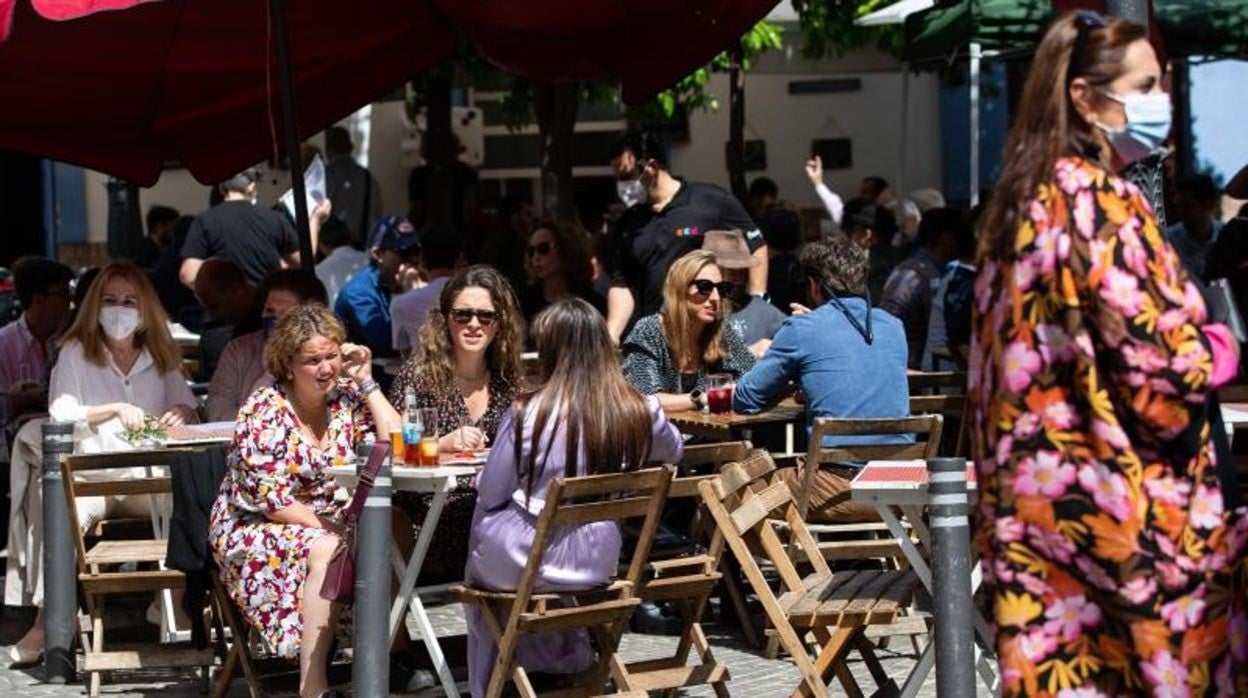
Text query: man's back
181 201 297 285
733 297 911 446
390 276 449 354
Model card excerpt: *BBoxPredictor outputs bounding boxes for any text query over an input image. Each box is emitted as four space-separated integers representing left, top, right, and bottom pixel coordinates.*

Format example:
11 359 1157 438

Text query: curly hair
411 265 525 390
659 250 730 367
524 220 594 295
799 233 867 296
264 303 346 383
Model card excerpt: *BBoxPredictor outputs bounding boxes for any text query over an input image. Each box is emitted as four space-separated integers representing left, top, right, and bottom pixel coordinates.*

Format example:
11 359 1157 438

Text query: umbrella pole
969 42 981 207
269 0 314 273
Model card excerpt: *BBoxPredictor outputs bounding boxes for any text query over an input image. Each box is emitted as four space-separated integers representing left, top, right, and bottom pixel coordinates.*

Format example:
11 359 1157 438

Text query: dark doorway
0 149 47 266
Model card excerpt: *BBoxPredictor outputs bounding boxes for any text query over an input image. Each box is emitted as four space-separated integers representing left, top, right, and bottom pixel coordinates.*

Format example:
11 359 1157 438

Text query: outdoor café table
1224 402 1248 445
850 460 998 697
666 397 806 455
327 455 485 698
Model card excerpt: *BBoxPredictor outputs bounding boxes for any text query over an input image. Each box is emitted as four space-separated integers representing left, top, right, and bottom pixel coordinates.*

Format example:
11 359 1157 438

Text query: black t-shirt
181 201 298 285
611 179 763 318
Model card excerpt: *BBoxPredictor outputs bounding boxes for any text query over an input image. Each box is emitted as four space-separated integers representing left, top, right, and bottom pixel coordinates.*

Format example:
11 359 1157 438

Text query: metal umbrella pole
267 0 314 274
927 457 976 697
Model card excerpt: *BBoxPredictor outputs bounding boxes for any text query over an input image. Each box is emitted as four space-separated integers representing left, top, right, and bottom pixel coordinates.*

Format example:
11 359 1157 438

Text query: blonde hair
411 266 525 390
659 250 730 367
264 303 346 383
60 261 181 374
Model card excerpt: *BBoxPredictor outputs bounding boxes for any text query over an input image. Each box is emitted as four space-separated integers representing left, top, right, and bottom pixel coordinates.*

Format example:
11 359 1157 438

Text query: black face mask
821 282 873 345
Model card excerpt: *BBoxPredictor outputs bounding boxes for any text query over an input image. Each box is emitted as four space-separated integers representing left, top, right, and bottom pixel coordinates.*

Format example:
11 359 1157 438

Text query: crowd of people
1 10 1247 696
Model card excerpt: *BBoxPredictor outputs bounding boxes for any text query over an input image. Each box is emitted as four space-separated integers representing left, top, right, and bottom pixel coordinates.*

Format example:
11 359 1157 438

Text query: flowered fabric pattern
209 382 375 659
969 156 1248 696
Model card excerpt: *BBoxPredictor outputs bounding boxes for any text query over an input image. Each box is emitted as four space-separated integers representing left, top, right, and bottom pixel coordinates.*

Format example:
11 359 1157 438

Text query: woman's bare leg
300 534 340 698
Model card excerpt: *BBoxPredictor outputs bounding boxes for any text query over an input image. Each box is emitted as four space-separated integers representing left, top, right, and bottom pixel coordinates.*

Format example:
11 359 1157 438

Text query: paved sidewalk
0 596 983 696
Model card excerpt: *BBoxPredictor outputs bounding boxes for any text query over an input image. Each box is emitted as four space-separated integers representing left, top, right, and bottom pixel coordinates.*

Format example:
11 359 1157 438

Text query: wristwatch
690 388 707 412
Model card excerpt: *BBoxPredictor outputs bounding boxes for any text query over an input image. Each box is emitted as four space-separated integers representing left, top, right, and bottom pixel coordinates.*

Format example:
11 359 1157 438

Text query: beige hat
702 229 757 269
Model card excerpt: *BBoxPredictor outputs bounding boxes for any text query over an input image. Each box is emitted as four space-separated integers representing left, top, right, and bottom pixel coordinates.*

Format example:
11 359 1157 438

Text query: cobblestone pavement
0 594 991 696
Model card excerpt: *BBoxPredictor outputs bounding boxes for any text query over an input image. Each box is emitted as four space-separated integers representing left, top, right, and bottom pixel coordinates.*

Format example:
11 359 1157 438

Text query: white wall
669 70 942 211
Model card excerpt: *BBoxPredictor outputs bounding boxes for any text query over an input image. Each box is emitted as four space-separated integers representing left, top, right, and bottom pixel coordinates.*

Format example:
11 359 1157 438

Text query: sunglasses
526 241 553 257
1066 10 1108 88
688 279 735 298
448 308 498 326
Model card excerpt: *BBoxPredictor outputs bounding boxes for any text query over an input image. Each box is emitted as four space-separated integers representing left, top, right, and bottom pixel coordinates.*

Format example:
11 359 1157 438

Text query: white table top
327 462 479 491
1223 403 1248 433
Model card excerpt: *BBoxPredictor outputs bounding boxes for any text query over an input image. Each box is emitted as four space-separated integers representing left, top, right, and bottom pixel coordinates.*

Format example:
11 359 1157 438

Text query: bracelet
355 378 380 397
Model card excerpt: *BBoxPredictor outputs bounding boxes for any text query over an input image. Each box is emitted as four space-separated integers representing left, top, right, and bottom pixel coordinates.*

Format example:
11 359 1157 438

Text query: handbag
319 441 391 603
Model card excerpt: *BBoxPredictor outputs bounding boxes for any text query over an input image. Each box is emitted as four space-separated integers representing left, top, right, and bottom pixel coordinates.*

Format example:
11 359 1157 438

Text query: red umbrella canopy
0 0 779 186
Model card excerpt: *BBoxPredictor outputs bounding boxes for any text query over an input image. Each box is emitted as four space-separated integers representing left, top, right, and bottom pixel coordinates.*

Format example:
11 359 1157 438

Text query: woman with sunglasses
388 266 525 577
622 250 754 412
971 13 1245 694
520 221 603 331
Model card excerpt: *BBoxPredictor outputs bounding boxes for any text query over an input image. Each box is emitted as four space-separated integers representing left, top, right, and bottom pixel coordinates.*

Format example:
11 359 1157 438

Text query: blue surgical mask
261 316 277 339
1097 91 1172 164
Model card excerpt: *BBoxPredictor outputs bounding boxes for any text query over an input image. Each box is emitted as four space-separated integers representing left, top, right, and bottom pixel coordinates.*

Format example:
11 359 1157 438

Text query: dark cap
368 215 419 253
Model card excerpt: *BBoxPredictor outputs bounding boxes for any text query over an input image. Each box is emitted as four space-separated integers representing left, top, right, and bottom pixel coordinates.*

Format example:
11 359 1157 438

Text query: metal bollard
353 452 392 697
41 421 77 683
927 457 975 698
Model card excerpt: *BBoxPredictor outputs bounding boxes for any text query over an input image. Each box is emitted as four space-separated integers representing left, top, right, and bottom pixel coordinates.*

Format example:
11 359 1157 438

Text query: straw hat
701 229 757 269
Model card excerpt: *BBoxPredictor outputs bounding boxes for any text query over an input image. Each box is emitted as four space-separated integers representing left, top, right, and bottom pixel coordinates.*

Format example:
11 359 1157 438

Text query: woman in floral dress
210 304 400 698
970 12 1245 696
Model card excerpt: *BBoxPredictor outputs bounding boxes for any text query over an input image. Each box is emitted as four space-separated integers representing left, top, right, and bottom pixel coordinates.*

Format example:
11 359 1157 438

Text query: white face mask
99 306 141 340
616 178 646 208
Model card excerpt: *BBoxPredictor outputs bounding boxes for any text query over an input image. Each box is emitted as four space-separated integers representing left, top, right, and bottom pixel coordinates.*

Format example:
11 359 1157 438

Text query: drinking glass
417 408 440 466
705 373 734 414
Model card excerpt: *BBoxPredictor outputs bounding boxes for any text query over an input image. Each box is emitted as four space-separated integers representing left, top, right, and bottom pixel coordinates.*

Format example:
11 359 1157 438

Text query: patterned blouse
388 361 516 442
621 314 755 395
969 156 1247 695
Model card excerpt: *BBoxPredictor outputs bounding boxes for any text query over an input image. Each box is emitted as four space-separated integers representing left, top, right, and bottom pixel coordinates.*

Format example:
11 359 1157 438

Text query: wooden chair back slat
551 496 655 527
678 441 754 468
907 370 967 392
728 480 792 535
73 477 172 498
63 450 189 471
909 394 966 414
709 450 776 501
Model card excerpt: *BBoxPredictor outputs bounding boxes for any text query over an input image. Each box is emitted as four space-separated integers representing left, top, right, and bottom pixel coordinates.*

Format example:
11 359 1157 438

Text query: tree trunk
533 81 581 225
424 72 455 227
726 43 747 203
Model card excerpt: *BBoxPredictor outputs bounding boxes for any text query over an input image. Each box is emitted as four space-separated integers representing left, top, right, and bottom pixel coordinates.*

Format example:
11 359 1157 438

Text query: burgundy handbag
319 441 391 603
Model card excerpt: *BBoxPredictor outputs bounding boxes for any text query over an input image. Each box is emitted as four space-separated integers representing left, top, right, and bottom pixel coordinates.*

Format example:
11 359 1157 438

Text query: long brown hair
514 298 655 496
525 220 594 295
978 13 1148 261
59 261 181 374
659 250 730 367
411 265 524 390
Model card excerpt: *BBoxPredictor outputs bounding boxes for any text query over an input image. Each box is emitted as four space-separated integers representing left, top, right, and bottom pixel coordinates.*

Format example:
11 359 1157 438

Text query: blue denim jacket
732 297 913 447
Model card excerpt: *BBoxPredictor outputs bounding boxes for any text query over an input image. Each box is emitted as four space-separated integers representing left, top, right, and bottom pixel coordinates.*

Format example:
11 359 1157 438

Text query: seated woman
205 270 328 421
519 221 603 333
465 298 683 696
8 262 198 663
622 250 755 412
210 304 399 698
388 265 525 579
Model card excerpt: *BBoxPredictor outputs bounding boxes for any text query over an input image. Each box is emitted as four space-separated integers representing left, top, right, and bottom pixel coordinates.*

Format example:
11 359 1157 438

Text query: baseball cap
368 216 419 254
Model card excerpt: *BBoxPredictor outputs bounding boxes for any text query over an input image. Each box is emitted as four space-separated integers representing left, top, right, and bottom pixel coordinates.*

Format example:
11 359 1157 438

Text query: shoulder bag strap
339 441 390 527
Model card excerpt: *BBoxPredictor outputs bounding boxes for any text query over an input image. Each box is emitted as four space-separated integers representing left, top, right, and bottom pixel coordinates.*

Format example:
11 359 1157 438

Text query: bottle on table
402 388 423 466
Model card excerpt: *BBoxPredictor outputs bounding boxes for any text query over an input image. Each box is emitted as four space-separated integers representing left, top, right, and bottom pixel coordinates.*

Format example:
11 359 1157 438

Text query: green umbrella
903 0 1248 64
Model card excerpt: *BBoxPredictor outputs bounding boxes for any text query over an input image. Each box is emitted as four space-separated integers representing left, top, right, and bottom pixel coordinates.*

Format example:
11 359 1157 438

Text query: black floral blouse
621 314 755 395
388 362 516 441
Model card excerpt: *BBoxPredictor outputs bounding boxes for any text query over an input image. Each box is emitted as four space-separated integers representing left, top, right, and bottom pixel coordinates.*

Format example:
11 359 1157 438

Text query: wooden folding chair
60 450 216 697
612 442 753 695
453 466 674 698
700 451 915 697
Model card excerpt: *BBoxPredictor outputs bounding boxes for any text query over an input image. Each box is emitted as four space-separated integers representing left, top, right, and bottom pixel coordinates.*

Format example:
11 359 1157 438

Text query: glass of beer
389 431 405 466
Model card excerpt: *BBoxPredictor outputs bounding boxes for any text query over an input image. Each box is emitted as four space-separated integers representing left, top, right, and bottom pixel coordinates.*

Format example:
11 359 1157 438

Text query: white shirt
390 276 449 353
316 246 368 307
814 182 844 225
49 339 197 451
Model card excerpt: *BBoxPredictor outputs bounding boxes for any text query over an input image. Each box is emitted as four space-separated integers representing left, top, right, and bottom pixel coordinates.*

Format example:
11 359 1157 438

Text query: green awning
903 0 1248 64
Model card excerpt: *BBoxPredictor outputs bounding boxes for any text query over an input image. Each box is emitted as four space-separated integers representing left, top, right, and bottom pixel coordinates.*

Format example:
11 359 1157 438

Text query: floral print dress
209 382 375 659
969 156 1248 696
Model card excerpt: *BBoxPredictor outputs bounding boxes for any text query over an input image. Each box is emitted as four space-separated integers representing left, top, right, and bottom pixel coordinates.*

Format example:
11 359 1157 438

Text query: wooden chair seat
778 570 916 627
83 538 168 566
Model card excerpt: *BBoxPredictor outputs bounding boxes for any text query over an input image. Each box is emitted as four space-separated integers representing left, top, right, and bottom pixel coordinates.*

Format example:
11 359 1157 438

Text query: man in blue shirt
733 233 911 522
334 216 419 357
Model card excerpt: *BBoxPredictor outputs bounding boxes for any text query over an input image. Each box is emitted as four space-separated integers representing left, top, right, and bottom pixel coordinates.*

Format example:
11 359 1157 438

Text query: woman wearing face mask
205 270 328 421
7 263 199 663
970 12 1245 695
